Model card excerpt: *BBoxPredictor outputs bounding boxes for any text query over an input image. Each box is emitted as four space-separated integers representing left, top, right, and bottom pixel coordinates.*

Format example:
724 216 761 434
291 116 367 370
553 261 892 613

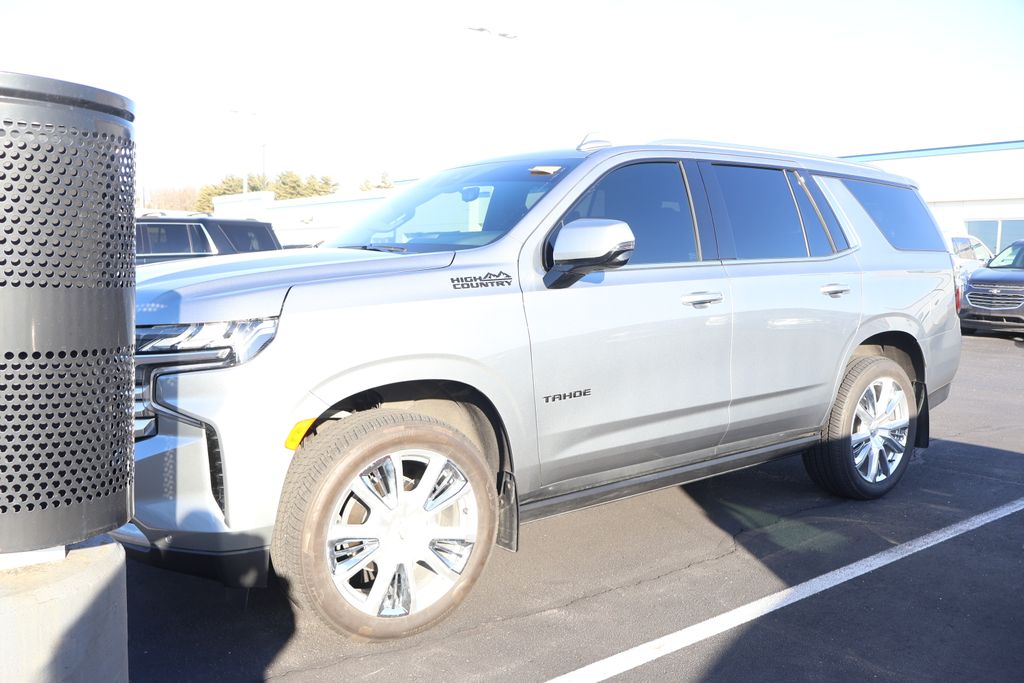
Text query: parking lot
126 333 1024 682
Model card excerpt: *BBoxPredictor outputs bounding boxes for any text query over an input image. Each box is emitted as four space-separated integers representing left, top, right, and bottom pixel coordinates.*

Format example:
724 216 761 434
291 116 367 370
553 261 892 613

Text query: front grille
133 355 227 517
966 288 1024 310
134 364 157 439
206 428 226 516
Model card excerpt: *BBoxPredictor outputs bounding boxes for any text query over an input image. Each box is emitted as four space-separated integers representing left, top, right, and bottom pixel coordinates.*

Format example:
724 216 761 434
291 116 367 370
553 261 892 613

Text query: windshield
325 158 581 253
987 242 1024 269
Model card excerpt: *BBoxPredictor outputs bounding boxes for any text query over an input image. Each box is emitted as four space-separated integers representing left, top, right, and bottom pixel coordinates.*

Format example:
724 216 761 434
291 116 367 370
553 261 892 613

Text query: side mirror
544 218 635 289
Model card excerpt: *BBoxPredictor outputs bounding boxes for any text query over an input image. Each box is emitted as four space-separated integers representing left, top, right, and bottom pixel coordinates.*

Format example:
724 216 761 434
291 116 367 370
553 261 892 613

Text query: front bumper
123 349 326 587
960 286 1024 332
114 522 270 587
960 309 1024 332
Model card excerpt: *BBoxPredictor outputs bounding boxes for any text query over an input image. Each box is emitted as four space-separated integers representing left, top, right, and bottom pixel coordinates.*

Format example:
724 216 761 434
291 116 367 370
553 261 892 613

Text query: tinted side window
708 164 807 260
188 226 213 253
220 224 278 252
841 179 945 251
951 237 974 259
141 223 191 254
135 223 147 253
787 171 833 257
566 162 698 265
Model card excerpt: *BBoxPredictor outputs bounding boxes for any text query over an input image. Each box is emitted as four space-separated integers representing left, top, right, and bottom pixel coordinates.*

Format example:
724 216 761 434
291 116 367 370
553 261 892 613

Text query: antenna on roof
576 132 612 152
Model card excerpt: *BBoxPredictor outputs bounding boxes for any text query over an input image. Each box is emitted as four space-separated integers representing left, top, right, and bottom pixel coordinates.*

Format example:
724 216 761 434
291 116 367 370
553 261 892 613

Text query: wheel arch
846 329 930 448
850 331 925 385
310 379 513 479
301 376 523 551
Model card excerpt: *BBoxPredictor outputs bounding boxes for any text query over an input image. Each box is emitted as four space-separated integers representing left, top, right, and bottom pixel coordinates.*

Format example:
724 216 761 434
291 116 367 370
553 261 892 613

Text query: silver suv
115 142 961 639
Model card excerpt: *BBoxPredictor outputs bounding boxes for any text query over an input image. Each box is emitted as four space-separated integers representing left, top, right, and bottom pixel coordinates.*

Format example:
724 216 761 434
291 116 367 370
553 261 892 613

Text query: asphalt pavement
126 332 1024 682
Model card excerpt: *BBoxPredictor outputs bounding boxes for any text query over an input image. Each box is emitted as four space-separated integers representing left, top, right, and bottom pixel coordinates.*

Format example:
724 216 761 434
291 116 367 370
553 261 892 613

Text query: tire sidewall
297 421 498 640
835 358 918 498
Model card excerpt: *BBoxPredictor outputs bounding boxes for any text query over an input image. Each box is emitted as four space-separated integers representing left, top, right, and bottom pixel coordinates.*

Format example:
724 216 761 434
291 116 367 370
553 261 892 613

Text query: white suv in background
949 234 994 284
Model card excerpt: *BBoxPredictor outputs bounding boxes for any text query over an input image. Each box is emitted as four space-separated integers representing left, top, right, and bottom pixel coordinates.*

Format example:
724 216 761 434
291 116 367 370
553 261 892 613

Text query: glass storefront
967 219 1024 251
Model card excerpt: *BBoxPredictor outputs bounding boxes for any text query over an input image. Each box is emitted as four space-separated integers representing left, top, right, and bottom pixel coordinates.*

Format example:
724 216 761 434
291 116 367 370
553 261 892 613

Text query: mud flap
914 380 929 448
496 470 519 552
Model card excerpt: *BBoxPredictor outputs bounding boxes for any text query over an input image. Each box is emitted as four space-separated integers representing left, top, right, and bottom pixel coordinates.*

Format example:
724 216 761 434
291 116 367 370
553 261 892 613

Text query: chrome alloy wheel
850 376 910 484
325 449 479 618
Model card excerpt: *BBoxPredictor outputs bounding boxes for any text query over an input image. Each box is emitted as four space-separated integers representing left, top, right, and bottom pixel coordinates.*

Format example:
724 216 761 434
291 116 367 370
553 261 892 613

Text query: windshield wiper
338 244 407 254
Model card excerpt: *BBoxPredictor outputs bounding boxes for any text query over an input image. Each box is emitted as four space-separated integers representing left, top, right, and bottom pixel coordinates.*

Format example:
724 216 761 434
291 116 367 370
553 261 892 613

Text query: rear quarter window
219 224 278 252
840 179 945 251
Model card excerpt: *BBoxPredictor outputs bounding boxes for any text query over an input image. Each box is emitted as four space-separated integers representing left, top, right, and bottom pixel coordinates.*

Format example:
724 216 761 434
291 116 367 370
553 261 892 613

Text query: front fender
306 355 540 494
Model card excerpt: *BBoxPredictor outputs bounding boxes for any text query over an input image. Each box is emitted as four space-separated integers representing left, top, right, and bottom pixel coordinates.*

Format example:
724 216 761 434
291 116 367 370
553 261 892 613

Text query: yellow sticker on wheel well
284 418 316 450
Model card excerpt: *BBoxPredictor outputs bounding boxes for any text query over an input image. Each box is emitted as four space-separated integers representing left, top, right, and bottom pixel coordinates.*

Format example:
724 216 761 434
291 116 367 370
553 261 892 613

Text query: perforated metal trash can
0 73 135 552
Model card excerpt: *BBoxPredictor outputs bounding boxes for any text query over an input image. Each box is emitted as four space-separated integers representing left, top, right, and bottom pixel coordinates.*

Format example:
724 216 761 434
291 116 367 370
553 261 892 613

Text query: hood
967 267 1024 287
136 247 454 325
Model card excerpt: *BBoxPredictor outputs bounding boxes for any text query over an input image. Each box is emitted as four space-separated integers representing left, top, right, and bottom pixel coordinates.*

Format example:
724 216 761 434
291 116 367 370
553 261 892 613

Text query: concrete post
0 536 128 682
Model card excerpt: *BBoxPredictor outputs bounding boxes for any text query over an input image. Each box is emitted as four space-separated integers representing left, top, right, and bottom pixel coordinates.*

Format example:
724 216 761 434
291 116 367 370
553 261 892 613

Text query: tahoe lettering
542 389 592 404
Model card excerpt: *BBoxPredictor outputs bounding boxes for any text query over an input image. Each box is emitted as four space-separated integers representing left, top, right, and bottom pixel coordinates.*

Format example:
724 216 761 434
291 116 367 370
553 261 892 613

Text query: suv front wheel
271 409 498 639
803 356 918 499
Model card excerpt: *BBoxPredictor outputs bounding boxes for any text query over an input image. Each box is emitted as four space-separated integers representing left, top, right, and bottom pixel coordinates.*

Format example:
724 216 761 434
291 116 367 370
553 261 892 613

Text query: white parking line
549 496 1024 683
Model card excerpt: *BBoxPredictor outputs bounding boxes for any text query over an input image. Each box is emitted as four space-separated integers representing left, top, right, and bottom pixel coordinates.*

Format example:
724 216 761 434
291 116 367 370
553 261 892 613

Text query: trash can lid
0 71 134 122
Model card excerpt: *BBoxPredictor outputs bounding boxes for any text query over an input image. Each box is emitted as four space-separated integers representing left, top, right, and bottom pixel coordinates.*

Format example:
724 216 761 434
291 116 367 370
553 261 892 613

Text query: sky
3 0 1022 195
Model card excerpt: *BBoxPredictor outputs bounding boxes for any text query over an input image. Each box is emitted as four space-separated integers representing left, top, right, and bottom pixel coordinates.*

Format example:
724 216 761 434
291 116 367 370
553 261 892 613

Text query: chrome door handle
821 284 851 298
681 291 724 307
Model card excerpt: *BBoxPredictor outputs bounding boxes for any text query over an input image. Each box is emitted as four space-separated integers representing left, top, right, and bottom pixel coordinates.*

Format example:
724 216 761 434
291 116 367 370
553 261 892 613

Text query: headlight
136 318 278 366
133 318 278 443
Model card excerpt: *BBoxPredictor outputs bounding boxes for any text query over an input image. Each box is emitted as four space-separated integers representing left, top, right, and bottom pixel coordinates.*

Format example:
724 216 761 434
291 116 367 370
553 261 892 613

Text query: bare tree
144 186 200 211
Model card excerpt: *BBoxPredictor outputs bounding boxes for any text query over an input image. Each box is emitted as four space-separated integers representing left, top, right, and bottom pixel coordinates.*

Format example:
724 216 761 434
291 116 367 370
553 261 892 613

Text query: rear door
699 162 863 448
522 160 733 488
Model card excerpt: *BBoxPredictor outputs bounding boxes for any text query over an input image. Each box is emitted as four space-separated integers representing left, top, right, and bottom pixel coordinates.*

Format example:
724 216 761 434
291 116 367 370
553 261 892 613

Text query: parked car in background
136 216 282 264
118 141 960 640
960 240 1024 333
948 234 994 285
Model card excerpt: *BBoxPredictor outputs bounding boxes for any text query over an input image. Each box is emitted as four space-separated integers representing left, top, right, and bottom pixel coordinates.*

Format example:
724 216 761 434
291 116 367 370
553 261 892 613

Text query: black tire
803 356 917 500
271 409 498 640
960 325 976 336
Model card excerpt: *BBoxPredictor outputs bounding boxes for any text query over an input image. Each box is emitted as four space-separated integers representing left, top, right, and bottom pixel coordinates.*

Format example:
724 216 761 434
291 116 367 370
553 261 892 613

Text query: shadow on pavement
126 558 295 682
677 437 1024 682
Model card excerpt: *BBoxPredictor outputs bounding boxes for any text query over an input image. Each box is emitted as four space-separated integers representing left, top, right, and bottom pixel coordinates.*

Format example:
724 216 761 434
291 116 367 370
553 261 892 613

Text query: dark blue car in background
960 240 1024 333
136 216 281 265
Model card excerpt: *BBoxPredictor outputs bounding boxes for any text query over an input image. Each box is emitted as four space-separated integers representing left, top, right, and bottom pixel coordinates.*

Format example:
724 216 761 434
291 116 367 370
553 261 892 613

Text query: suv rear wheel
271 409 498 639
803 356 917 499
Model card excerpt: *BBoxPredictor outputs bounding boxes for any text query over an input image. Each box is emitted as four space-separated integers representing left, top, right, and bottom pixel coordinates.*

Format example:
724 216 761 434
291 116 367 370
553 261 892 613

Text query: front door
521 161 733 489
